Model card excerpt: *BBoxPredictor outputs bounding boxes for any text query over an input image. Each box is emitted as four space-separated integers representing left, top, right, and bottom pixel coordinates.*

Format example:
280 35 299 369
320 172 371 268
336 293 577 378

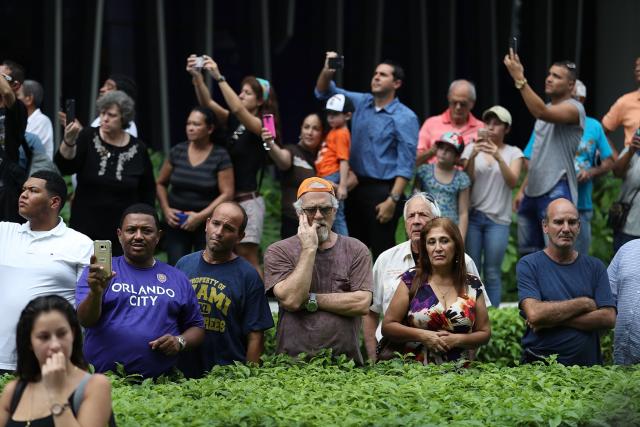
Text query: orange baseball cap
297 177 336 199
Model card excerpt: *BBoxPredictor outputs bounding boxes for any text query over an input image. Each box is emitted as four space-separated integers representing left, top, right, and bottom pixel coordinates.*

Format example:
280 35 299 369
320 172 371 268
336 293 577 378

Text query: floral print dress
400 269 483 364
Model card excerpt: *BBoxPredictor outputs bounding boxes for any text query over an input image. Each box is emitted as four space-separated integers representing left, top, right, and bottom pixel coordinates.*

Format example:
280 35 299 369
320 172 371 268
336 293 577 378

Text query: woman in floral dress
382 217 491 364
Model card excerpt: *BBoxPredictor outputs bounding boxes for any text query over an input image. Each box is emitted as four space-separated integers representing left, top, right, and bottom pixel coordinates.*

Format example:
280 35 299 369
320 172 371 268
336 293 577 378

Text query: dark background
2 0 638 153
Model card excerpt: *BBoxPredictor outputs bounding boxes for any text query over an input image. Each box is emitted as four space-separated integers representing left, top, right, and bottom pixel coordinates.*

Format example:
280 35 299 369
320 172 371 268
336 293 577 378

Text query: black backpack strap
9 380 28 415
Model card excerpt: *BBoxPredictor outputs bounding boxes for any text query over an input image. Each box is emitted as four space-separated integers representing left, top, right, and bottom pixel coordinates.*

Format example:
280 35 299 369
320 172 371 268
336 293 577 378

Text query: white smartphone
93 240 112 275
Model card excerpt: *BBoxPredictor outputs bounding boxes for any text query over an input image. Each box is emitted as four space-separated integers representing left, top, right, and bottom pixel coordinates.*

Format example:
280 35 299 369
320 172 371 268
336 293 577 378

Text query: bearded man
264 177 373 364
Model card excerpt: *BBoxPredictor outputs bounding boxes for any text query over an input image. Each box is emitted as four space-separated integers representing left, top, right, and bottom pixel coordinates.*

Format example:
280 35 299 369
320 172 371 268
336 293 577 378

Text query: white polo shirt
0 219 93 370
370 240 489 341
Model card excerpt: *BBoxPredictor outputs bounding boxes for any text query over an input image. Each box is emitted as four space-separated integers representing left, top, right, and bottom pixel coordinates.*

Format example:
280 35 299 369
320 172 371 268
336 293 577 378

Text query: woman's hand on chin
41 352 68 402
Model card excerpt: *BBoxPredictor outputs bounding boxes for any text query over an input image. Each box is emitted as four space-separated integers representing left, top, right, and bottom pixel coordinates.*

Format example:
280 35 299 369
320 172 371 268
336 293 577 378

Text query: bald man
516 198 616 366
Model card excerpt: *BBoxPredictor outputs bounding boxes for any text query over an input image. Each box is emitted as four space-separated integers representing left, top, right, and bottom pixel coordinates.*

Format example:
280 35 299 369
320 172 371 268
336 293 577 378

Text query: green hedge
4 358 637 426
0 308 626 426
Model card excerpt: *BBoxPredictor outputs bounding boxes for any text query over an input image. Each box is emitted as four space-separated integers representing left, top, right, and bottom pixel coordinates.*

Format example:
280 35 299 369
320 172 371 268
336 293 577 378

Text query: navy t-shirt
175 252 274 377
517 251 615 366
76 257 204 378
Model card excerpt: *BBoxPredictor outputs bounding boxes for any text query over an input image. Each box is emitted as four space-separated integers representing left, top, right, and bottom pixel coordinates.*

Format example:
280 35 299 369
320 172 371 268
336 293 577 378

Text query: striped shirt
168 142 232 212
607 238 640 365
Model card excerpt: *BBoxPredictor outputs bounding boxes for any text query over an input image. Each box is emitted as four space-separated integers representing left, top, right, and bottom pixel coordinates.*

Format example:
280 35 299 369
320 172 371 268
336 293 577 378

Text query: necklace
430 282 454 304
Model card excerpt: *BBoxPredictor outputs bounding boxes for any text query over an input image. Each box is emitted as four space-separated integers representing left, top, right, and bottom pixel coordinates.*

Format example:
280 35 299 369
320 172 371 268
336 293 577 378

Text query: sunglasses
301 206 334 217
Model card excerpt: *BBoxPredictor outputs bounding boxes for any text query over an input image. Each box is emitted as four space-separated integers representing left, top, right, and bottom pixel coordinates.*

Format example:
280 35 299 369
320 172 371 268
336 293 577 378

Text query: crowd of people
0 50 639 423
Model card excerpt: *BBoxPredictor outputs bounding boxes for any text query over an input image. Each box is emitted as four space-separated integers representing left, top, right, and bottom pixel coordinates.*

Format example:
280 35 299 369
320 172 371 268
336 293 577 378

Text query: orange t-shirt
315 127 351 177
601 90 640 146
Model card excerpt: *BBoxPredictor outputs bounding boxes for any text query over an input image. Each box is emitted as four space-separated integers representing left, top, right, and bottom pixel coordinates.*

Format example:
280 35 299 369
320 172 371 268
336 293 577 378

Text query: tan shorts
238 196 265 244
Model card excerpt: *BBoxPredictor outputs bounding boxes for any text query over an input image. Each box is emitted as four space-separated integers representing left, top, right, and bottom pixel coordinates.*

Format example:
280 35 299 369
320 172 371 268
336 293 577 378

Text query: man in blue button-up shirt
315 52 419 259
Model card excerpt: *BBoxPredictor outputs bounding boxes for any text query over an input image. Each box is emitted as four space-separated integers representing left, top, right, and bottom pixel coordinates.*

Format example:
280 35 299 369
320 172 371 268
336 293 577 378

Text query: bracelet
514 78 527 90
63 139 76 148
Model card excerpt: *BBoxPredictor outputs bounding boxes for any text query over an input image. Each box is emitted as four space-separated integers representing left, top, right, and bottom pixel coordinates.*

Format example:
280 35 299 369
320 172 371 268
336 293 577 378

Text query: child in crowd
314 94 354 235
415 131 470 238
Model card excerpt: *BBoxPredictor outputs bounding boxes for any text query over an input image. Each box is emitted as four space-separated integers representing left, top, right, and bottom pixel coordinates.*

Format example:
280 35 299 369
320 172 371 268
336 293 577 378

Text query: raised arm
271 215 318 311
316 51 339 95
202 56 262 136
503 50 579 125
261 128 293 170
77 257 116 327
186 55 230 125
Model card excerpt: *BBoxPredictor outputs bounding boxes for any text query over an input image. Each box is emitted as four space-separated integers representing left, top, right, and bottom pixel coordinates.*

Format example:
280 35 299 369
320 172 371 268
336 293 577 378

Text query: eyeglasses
301 206 334 217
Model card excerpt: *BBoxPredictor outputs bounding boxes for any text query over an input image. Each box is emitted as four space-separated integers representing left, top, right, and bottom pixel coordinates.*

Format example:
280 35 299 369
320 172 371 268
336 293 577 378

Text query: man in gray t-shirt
264 177 373 364
504 52 585 255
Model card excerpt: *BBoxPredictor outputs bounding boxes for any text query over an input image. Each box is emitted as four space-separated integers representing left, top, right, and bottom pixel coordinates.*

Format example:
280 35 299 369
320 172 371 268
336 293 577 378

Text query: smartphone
477 128 489 141
509 37 518 55
328 56 344 70
194 56 205 69
65 99 76 124
94 240 112 276
176 211 189 225
262 114 276 139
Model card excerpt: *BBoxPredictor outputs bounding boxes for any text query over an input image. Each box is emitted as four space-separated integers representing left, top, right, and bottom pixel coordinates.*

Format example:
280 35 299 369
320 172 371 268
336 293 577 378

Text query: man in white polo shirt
363 192 489 361
0 170 92 373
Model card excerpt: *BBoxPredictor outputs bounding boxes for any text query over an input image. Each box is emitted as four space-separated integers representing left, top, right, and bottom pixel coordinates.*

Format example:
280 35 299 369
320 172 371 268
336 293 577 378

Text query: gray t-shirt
525 98 585 203
462 144 524 225
264 235 373 364
618 147 640 236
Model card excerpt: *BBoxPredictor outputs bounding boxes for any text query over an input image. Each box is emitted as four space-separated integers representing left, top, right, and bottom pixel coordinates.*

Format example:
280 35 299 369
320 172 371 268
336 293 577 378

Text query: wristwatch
389 193 401 203
51 402 70 416
176 335 186 351
514 78 527 90
216 75 226 83
306 293 318 312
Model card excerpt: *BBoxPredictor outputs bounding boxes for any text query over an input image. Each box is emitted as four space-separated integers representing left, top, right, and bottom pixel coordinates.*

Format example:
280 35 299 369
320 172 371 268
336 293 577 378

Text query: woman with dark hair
382 217 490 364
156 106 234 265
261 113 325 238
55 90 156 256
187 55 281 273
0 295 112 426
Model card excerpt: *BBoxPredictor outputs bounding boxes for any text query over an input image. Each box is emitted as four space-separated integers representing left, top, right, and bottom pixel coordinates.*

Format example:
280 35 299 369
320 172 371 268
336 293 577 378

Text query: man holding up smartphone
315 52 419 260
504 50 585 256
76 203 205 378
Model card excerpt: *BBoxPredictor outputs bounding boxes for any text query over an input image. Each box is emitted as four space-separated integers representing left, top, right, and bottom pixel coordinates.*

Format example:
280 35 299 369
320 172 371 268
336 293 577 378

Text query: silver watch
176 335 186 351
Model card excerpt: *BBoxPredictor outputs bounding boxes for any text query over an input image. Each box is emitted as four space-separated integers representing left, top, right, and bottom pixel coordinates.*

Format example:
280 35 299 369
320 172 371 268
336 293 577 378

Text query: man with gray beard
264 177 373 364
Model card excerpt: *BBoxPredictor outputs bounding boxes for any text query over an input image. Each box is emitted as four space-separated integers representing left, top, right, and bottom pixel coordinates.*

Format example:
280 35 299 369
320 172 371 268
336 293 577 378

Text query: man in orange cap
264 177 373 364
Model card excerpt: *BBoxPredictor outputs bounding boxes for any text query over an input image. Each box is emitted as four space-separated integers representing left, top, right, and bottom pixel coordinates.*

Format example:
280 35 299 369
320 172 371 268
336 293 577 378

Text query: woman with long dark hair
0 295 112 426
187 55 281 274
382 217 490 364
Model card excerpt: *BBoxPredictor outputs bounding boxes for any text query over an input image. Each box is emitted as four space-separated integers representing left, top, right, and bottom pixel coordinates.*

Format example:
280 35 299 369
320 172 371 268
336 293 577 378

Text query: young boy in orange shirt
315 94 354 235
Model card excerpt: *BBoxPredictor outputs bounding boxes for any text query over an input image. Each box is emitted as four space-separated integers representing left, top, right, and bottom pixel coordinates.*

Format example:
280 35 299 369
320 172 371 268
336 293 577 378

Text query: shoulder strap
71 373 93 415
9 380 28 415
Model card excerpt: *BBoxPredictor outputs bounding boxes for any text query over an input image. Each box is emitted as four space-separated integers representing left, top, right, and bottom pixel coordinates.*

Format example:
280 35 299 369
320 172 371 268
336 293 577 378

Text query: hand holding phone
509 37 518 55
93 240 112 279
328 56 344 70
262 114 276 140
65 99 76 124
